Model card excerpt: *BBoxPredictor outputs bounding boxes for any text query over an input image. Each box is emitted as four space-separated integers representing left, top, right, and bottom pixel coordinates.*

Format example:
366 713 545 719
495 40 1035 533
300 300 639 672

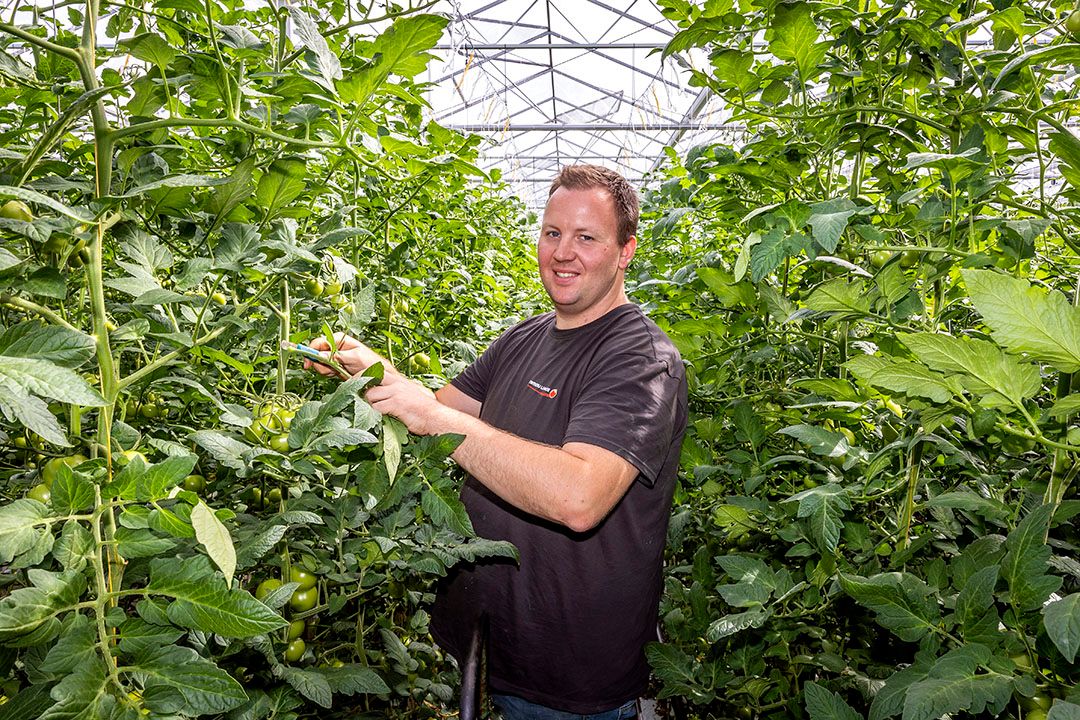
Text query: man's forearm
426 404 621 533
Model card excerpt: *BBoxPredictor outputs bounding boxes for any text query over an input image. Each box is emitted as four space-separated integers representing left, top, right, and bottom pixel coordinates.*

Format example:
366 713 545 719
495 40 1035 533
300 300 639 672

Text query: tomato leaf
804 681 862 720
138 645 247 714
1042 592 1080 663
192 500 238 588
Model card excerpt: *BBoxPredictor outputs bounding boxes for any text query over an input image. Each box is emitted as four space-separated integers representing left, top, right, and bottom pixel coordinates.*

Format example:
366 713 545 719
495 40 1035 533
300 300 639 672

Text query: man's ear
619 236 637 269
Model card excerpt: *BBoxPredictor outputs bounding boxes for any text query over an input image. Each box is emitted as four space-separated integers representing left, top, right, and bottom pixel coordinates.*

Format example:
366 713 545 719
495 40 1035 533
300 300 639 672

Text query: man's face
538 186 636 328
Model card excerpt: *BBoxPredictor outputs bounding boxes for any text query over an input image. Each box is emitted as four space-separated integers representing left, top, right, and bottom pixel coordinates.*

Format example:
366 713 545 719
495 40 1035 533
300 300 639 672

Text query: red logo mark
527 380 558 399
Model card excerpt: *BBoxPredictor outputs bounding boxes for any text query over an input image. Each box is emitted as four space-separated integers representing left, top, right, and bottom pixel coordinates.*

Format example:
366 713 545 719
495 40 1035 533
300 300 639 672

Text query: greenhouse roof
423 1 734 208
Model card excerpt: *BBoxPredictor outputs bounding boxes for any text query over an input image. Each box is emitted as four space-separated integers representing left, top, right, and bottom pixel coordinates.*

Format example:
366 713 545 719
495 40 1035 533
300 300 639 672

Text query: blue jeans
493 694 638 720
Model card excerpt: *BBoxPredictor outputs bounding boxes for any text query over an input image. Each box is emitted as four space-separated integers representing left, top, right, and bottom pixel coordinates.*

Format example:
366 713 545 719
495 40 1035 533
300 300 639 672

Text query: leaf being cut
962 269 1080 372
147 556 287 637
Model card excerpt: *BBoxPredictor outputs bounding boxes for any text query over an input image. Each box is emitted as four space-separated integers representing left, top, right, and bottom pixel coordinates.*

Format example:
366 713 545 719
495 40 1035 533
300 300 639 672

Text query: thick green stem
899 441 924 551
91 486 125 694
277 279 290 395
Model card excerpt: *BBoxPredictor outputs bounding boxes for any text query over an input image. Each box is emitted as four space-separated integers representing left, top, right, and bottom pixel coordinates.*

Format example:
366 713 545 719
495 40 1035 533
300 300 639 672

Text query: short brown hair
548 165 639 245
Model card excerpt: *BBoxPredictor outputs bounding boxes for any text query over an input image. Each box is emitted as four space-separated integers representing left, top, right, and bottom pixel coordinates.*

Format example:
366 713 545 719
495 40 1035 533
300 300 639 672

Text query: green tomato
1067 9 1080 37
408 352 431 373
255 578 282 600
870 250 892 269
116 449 147 467
283 638 306 663
248 486 263 509
899 249 919 268
305 278 324 297
27 483 51 504
0 199 33 222
42 235 68 254
266 487 283 503
289 567 317 590
210 291 228 306
289 587 318 612
41 454 87 487
324 280 342 296
269 434 290 453
183 474 206 493
287 619 306 641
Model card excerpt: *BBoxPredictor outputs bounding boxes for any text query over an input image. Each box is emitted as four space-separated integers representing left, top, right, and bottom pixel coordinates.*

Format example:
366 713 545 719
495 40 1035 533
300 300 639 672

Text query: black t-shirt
429 303 688 713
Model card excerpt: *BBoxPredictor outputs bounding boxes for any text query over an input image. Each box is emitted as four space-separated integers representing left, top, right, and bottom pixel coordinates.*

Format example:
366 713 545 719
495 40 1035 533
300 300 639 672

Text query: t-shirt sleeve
449 334 503 404
562 350 685 486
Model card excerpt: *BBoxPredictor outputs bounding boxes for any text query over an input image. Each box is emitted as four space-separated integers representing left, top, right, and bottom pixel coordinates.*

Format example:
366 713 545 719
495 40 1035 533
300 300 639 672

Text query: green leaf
39 657 112 720
192 501 237 588
804 681 862 720
749 227 787 282
0 323 96 368
115 527 176 558
1002 504 1062 611
962 269 1080 372
255 158 307 222
53 521 94 571
277 666 332 708
0 499 53 565
644 642 703 701
0 357 107 406
706 606 770 641
9 401 70 446
120 32 177 67
990 43 1080 92
900 332 1040 407
137 454 198 501
50 467 94 514
782 483 851 553
337 15 449 105
138 645 247 714
321 664 391 695
804 278 871 316
876 263 913 306
1043 593 1080 663
41 614 96 674
1048 394 1080 420
382 416 407 483
778 424 849 457
870 664 929 720
190 430 251 473
768 3 827 80
236 524 286 569
148 556 287 637
0 569 86 641
956 565 1000 645
287 5 342 91
838 572 940 642
422 486 473 536
115 617 184 656
0 185 96 222
902 644 1012 720
807 198 859 253
207 157 256 233
845 355 959 404
697 266 757 307
1048 702 1080 720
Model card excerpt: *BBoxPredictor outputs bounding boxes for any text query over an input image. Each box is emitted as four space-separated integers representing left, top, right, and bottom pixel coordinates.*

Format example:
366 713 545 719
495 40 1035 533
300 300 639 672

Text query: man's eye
581 235 594 242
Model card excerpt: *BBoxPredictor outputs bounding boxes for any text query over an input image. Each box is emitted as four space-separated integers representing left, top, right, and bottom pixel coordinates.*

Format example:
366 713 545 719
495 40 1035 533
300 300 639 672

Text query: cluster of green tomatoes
254 567 319 663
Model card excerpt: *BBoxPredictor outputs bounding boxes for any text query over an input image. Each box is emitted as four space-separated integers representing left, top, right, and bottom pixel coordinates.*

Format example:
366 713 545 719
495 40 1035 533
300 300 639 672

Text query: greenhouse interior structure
0 0 1078 718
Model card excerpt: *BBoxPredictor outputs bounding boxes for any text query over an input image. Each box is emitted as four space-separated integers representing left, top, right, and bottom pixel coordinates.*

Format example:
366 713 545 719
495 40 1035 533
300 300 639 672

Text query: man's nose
552 236 575 260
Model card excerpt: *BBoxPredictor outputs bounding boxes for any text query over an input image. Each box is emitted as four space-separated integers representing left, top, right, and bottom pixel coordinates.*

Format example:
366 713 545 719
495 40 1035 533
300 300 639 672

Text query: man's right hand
303 333 398 381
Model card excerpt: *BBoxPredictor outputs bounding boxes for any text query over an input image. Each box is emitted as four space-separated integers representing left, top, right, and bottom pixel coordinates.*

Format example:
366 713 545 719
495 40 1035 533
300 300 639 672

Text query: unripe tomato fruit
41 454 87 487
183 474 206 493
266 487 282 504
289 587 318 612
1067 9 1080 38
0 199 33 222
870 250 892 269
284 638 306 663
324 280 342 296
255 578 281 600
290 567 317 590
116 449 147 467
305 278 324 297
210 291 228 306
269 434 290 453
899 249 919 268
287 619 306 640
28 483 51 503
408 352 430 373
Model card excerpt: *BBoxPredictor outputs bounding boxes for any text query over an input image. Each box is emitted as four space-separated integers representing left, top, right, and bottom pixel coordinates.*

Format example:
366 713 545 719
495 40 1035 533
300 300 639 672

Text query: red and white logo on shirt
527 380 558 399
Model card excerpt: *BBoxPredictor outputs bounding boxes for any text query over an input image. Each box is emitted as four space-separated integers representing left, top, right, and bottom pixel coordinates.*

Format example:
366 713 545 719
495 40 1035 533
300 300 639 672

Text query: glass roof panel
425 0 734 208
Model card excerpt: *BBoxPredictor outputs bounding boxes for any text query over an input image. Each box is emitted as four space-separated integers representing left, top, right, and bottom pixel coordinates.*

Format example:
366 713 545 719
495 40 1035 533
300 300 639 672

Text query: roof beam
582 0 675 37
446 123 743 131
435 42 667 50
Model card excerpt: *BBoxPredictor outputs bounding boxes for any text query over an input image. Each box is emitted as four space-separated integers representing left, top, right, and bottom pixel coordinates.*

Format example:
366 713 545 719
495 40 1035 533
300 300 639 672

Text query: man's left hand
365 373 448 436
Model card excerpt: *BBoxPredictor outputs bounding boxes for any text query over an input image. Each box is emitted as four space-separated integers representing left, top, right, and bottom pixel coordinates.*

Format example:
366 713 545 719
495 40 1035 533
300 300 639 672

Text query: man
307 165 687 719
